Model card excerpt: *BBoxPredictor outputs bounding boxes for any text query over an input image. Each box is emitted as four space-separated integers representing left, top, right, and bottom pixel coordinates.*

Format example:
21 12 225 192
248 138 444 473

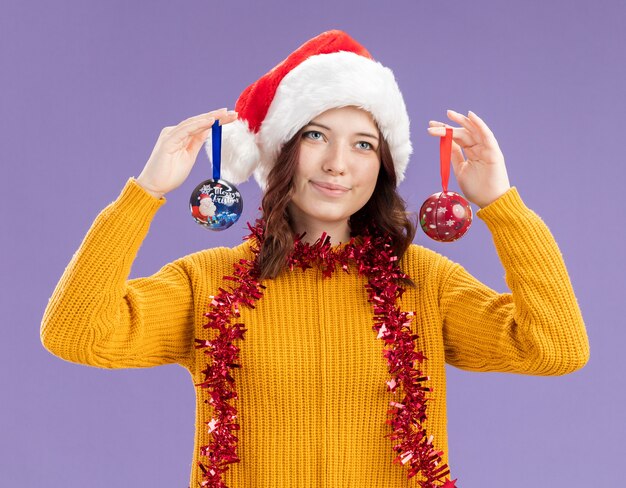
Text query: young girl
40 30 590 488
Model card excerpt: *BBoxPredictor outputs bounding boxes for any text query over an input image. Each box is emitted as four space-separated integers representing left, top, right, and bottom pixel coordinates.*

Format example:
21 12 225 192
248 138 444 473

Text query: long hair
258 124 417 280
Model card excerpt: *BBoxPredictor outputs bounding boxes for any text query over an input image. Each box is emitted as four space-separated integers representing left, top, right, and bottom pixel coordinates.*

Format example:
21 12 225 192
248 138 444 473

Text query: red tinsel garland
193 219 458 488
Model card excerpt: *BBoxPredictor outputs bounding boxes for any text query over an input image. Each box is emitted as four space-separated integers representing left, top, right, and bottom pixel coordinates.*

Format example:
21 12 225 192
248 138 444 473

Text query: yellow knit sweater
41 177 589 487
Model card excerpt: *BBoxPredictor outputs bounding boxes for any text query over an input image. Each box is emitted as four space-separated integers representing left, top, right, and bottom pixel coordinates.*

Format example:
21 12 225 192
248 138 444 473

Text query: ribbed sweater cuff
475 186 535 229
112 177 167 222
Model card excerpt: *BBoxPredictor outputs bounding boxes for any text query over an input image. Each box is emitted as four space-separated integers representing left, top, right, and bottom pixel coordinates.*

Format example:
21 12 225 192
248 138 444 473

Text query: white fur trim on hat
254 50 412 190
203 118 260 185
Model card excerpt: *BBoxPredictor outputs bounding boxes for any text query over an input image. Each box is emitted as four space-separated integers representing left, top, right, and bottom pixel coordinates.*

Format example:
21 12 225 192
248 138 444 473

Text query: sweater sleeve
439 186 590 376
40 177 195 371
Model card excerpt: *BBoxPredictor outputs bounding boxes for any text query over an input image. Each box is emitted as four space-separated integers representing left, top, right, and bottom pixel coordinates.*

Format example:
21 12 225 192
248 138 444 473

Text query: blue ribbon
212 119 222 181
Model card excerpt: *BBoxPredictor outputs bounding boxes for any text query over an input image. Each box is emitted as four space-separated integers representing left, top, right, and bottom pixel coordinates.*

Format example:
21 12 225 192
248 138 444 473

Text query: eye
356 141 374 150
303 130 324 141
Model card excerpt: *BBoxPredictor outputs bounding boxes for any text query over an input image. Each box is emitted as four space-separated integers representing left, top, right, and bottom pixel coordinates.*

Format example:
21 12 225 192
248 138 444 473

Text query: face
287 105 381 235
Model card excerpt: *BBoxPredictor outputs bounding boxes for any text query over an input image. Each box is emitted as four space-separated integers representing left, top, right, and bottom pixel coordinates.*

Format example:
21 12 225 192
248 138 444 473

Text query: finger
450 140 465 165
159 126 176 135
186 111 238 131
177 111 238 134
428 120 453 128
467 110 497 142
187 119 218 137
215 111 239 125
179 107 228 126
186 113 238 154
173 112 240 147
174 109 227 131
187 128 213 155
428 120 468 135
446 109 482 142
182 122 217 157
168 109 229 139
170 117 217 145
427 126 476 147
448 140 466 176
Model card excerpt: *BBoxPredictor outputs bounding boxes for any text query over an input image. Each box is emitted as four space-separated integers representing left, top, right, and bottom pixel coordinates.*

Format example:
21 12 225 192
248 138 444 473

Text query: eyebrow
305 121 380 142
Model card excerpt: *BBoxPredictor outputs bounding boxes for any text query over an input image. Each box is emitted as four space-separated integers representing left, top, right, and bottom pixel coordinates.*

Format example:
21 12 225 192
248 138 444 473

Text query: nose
322 142 347 175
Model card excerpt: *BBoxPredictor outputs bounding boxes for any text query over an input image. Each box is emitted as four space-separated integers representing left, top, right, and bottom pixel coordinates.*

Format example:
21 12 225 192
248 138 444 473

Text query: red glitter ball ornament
420 126 472 242
419 191 472 242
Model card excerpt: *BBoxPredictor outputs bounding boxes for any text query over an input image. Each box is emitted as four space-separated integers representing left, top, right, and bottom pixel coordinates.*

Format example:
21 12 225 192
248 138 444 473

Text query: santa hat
205 29 412 190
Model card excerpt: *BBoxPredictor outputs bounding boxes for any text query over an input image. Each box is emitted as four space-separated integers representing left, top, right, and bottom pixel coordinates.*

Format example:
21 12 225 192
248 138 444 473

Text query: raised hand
136 108 239 199
427 110 511 209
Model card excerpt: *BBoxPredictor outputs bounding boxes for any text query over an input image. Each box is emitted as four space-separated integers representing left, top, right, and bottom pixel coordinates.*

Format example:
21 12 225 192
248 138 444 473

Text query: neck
288 216 350 245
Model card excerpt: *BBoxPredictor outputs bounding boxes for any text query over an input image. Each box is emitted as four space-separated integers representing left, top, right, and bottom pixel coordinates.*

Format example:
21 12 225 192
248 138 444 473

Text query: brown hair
257 125 417 280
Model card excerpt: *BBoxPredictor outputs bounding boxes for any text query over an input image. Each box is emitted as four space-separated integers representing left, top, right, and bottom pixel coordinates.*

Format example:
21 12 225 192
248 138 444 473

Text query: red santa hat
205 29 412 190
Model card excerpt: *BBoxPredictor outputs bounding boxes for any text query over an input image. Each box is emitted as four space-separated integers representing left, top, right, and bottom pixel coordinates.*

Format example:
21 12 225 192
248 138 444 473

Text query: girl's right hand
136 107 239 199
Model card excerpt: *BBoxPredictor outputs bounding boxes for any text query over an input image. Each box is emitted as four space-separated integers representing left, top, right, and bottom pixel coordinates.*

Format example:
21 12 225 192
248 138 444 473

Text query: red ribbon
439 128 453 193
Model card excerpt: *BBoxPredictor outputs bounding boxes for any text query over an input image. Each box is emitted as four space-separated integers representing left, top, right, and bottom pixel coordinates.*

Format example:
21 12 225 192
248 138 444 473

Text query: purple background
2 0 622 486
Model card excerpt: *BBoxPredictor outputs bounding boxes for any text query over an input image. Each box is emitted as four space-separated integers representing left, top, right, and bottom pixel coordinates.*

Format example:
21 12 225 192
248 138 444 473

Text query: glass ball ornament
189 178 243 231
419 190 472 242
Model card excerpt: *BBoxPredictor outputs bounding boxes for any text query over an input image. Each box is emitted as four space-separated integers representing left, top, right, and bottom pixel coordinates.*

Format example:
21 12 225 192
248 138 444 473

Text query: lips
310 180 350 196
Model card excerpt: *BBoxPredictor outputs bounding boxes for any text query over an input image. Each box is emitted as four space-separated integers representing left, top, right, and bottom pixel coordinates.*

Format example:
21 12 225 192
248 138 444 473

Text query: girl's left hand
427 110 511 209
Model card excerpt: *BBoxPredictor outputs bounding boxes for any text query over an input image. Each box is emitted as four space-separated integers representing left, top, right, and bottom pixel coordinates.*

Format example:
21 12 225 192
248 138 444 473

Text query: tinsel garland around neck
193 219 458 488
